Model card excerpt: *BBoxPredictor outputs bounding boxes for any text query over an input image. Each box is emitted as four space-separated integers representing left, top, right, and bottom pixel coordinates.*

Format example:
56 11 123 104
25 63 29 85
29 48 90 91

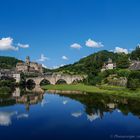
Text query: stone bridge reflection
12 87 44 110
1 88 140 119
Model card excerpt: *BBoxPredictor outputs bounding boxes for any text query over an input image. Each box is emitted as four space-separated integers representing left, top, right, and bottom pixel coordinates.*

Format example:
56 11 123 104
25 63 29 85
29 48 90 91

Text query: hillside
0 56 52 72
54 50 130 75
0 56 22 69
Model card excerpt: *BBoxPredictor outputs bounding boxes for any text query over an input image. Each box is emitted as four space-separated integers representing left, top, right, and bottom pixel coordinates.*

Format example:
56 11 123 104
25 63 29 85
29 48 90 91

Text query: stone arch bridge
26 74 85 85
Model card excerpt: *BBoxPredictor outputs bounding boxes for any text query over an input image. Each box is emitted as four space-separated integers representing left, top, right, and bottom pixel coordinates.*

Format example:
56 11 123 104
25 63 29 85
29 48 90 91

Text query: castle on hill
16 56 43 73
101 58 116 72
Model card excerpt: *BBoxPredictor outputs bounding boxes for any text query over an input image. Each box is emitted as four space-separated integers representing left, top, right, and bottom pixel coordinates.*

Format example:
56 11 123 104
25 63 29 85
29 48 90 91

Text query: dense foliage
127 71 140 90
0 78 16 96
130 46 140 60
0 56 22 69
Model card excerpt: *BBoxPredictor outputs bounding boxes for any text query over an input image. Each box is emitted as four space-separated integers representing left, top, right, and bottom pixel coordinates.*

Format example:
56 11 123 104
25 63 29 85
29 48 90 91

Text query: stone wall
107 75 127 87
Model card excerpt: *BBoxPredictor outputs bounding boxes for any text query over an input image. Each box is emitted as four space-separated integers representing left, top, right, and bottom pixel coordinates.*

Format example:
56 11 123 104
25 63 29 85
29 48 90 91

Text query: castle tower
26 56 30 65
108 58 112 63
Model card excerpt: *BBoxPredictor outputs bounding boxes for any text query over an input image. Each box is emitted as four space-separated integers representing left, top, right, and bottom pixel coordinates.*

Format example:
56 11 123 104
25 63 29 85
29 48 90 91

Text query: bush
0 80 16 88
0 87 11 98
117 69 131 78
127 71 140 90
86 73 103 85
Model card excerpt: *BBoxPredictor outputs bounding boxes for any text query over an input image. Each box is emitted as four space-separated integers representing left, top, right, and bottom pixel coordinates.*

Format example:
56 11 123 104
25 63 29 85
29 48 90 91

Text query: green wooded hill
54 50 130 75
55 46 140 75
0 46 140 73
0 56 22 69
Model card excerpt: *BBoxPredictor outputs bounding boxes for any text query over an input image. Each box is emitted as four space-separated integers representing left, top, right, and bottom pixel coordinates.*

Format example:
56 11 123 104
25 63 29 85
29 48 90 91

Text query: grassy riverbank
42 84 140 98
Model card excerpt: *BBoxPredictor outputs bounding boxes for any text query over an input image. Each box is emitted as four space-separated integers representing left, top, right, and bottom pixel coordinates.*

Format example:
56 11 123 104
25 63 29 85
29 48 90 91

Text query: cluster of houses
0 56 43 83
101 58 116 72
16 56 43 73
101 58 140 72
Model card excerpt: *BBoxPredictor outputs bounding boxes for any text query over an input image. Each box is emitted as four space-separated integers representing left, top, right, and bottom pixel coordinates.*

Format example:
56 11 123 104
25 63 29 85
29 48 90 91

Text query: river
0 88 140 140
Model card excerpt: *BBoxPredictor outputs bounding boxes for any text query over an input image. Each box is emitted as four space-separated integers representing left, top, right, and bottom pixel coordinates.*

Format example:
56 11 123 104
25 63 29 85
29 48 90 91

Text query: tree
127 71 140 90
116 53 130 68
130 46 140 60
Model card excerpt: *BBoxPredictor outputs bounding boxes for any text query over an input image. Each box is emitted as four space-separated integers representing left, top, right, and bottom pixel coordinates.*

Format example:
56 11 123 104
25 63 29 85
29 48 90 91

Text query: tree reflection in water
1 88 140 119
53 92 140 119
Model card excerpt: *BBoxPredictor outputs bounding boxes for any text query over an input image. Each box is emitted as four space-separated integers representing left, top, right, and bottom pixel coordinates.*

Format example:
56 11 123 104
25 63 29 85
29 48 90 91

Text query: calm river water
0 88 140 140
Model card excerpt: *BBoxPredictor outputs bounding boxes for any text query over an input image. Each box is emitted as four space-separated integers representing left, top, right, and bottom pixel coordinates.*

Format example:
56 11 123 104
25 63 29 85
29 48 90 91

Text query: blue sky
0 0 140 68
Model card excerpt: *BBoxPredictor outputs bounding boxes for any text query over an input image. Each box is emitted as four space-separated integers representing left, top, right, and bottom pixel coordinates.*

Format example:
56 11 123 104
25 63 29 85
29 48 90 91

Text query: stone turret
26 56 30 65
108 58 112 63
16 56 43 74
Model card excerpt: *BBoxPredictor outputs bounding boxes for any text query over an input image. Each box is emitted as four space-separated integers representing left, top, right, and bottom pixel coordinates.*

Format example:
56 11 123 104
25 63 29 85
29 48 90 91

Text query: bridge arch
40 79 51 86
55 79 67 84
26 79 36 90
26 79 36 85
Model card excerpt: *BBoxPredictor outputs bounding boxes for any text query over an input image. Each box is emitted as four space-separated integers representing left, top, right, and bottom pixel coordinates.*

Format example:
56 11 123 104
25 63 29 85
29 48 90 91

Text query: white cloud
71 111 82 118
83 55 87 58
0 111 17 126
17 43 29 48
70 43 82 49
0 37 18 51
109 50 113 52
85 38 104 48
137 44 140 48
38 54 49 62
60 64 65 67
51 64 65 69
129 48 134 51
42 64 48 68
62 55 68 60
114 47 128 54
52 66 59 69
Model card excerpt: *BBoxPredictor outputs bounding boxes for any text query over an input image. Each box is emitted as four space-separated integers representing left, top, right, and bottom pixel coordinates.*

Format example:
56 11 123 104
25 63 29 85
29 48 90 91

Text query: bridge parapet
26 74 86 85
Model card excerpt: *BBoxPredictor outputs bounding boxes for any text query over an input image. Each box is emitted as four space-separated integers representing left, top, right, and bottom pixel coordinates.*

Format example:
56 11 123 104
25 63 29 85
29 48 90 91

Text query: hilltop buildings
16 56 43 73
101 58 116 72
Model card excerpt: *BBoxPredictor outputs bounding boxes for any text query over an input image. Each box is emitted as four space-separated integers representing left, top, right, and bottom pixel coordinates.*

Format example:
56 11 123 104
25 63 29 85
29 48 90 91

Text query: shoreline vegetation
42 84 140 99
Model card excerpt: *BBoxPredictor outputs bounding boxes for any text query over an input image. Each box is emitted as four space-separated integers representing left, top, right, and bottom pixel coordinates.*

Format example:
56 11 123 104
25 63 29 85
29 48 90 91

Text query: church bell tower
26 56 30 65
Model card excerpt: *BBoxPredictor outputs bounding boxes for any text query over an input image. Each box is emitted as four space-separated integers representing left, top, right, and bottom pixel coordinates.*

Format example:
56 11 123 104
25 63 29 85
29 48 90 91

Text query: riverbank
42 84 140 98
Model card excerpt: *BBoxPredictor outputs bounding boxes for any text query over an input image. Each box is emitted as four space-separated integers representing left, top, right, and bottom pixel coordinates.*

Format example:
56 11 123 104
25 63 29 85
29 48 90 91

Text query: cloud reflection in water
0 111 17 126
0 111 29 126
71 111 83 118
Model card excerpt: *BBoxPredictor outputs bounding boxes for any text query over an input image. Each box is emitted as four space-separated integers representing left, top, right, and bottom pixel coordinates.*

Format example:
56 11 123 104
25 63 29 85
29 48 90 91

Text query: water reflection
0 87 44 111
1 88 140 126
41 94 49 107
53 92 140 119
71 111 83 118
0 111 29 126
63 100 68 105
0 111 17 126
87 112 100 122
17 113 29 119
1 89 140 140
1 87 140 119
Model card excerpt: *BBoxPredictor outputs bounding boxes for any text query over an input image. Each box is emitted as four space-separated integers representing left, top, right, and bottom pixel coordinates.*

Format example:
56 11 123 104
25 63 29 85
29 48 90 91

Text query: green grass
42 84 140 98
